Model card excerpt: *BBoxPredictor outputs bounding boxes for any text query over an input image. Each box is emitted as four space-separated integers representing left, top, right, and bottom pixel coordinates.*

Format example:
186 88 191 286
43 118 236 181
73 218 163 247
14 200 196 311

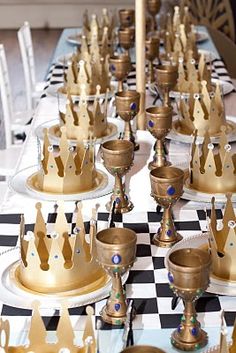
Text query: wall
0 0 134 28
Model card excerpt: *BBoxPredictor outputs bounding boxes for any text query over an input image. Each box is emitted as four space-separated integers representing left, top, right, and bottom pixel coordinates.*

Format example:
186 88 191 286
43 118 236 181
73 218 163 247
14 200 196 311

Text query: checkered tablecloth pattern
0 208 235 332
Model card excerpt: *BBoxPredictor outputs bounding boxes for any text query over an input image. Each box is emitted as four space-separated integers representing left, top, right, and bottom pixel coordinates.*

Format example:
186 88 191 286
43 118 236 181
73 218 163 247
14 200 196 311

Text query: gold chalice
109 54 132 92
122 346 166 353
147 0 162 32
150 166 184 247
156 64 178 107
95 227 137 325
146 36 160 83
167 248 211 351
119 9 135 28
101 139 134 213
118 27 135 56
115 90 140 151
146 106 172 169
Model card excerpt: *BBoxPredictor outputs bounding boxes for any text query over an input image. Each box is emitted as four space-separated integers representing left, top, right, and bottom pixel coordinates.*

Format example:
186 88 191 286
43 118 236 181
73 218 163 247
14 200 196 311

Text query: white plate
195 30 209 43
45 83 116 101
0 247 129 309
165 233 236 296
34 117 122 146
167 116 236 144
10 165 113 202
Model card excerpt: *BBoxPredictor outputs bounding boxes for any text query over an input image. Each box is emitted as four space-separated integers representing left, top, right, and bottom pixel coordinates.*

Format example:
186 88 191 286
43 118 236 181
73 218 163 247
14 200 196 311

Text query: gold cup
150 166 184 247
109 54 132 92
147 0 162 32
122 346 166 353
115 90 140 151
95 227 137 325
156 64 178 107
101 139 134 214
146 106 172 169
146 36 160 83
167 248 211 351
119 9 135 28
118 27 135 56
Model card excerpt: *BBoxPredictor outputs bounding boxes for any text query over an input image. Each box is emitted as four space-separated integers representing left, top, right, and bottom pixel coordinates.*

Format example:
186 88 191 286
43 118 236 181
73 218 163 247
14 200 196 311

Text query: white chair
17 21 45 111
0 43 32 135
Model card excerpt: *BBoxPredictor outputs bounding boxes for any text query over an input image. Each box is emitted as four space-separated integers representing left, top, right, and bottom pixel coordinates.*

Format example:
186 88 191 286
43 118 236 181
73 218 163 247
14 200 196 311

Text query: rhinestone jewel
148 120 154 128
73 226 80 234
207 143 214 150
130 102 137 110
50 231 59 239
191 327 198 336
114 303 121 312
224 144 231 152
112 254 122 265
168 272 174 283
116 197 121 204
48 145 53 152
167 186 175 196
228 220 236 228
166 229 172 237
110 64 116 72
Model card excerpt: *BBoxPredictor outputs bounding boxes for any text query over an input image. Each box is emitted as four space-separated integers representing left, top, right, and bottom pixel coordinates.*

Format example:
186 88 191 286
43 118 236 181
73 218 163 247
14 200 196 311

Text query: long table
0 26 236 352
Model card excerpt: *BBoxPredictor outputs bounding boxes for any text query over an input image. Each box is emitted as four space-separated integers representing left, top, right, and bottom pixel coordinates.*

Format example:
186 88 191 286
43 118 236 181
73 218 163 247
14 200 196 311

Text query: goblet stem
118 80 123 92
107 272 127 319
163 88 170 107
151 15 157 32
124 121 134 144
106 173 133 213
155 139 168 167
153 205 182 247
171 299 208 350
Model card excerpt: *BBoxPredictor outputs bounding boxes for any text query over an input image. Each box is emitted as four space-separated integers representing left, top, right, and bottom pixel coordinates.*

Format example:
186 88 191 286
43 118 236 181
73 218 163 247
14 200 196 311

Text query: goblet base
171 328 208 351
148 159 171 170
106 199 134 214
152 232 183 248
100 305 127 325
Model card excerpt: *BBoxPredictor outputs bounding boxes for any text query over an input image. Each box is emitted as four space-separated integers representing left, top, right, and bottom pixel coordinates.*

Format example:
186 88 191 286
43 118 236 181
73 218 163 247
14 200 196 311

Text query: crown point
35 202 42 210
86 306 94 316
221 125 227 132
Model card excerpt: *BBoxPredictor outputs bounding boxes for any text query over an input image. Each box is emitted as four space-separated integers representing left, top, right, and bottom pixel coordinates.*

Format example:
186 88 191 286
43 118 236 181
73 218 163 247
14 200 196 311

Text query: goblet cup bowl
95 227 137 325
156 64 178 106
122 346 166 353
118 27 135 55
167 248 211 351
119 9 135 28
101 139 134 213
146 37 160 83
147 0 162 31
109 54 132 92
146 105 173 169
115 90 140 151
150 166 184 247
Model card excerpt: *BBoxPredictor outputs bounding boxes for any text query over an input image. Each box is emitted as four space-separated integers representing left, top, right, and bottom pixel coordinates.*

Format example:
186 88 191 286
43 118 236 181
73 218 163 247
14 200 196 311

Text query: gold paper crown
36 128 101 194
176 80 225 136
208 194 236 282
0 301 96 353
83 8 116 43
63 51 111 96
175 53 212 93
189 127 236 194
59 86 109 141
18 202 106 293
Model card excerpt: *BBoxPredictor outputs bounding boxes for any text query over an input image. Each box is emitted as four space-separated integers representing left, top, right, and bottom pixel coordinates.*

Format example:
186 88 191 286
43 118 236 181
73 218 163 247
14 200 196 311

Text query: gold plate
48 122 118 144
26 169 107 196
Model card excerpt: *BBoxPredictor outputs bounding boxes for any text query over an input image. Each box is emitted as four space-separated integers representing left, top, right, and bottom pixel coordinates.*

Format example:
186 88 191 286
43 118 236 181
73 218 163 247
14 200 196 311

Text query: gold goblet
146 106 172 169
147 0 162 32
119 9 135 28
167 248 211 351
156 64 178 107
95 227 137 325
146 36 160 84
150 166 184 247
118 27 135 56
122 346 166 353
109 54 132 92
101 139 134 213
115 90 140 151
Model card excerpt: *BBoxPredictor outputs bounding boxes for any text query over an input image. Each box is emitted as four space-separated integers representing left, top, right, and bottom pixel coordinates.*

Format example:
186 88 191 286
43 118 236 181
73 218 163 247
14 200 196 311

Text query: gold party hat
0 301 96 353
18 201 106 293
83 8 116 43
208 194 236 281
175 54 212 93
33 127 104 194
59 85 109 141
175 80 226 136
188 127 236 194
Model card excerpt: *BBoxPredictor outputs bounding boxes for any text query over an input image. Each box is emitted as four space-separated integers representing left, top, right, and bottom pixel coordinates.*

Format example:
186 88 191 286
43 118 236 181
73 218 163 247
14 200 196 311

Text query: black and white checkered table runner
0 209 235 331
41 58 234 100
